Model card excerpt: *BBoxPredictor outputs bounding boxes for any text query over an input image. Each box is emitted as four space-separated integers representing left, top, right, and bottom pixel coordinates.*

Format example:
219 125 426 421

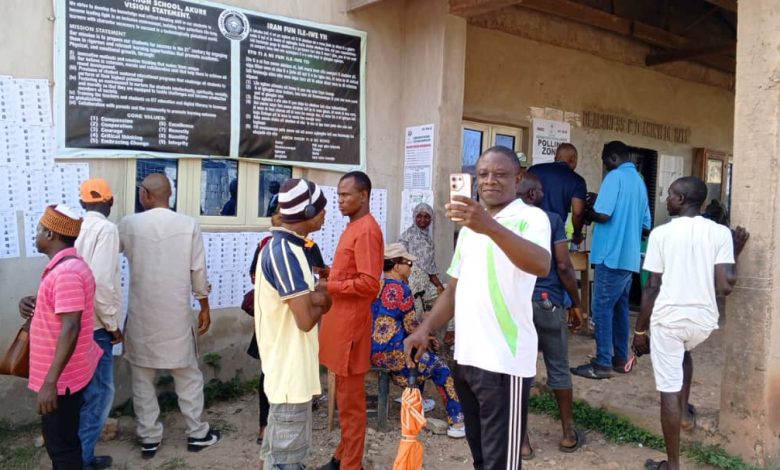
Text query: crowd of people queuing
15 141 749 470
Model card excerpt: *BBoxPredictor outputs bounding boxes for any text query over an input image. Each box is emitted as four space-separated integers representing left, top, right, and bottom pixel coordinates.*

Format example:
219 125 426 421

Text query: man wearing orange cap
75 178 123 469
18 205 102 469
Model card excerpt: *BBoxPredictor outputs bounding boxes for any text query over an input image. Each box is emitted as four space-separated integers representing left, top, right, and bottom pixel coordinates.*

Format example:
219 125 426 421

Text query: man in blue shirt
528 143 587 245
518 173 586 458
571 141 651 379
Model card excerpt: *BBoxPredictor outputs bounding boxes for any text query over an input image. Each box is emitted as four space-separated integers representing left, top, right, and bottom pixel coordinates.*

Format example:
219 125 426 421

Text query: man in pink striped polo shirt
19 204 101 469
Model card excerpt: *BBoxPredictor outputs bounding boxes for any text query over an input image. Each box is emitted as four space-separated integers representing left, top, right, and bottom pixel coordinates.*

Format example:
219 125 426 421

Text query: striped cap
278 179 327 223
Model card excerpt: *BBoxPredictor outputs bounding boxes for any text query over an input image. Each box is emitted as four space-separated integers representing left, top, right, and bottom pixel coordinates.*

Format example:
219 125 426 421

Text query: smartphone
449 173 472 221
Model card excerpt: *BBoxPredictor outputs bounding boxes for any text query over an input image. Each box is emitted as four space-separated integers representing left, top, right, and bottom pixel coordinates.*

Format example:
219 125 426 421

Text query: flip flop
644 459 668 469
681 404 697 431
559 428 587 453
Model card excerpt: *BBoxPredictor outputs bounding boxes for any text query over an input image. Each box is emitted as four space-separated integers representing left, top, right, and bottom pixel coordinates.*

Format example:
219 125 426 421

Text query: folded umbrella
393 358 426 470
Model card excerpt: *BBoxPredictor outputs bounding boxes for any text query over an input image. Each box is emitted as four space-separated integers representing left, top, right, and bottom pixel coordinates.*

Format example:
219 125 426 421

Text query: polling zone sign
531 119 570 165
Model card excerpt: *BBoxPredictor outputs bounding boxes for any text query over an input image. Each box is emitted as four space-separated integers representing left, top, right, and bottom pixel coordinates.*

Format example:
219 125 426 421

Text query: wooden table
569 251 591 334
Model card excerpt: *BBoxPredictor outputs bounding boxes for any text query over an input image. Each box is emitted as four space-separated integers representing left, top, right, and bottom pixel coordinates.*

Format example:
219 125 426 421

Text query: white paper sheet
403 124 434 190
23 211 44 257
113 255 130 356
0 211 20 259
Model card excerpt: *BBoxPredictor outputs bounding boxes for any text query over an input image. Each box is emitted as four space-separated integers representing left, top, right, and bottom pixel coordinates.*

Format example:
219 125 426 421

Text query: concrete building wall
719 0 780 465
463 25 735 227
0 0 456 423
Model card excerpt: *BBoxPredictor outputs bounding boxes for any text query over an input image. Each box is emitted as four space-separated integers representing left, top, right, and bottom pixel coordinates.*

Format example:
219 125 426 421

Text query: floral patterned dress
370 278 464 425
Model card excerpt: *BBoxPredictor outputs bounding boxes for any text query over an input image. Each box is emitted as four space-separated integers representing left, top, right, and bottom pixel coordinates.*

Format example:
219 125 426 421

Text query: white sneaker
395 397 435 413
447 425 466 439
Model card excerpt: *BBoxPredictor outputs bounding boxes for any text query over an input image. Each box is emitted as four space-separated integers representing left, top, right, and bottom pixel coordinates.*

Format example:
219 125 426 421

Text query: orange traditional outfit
320 213 384 470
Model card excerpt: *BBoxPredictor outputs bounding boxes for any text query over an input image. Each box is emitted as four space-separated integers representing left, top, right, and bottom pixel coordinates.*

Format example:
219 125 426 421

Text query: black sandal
644 459 668 469
559 428 586 453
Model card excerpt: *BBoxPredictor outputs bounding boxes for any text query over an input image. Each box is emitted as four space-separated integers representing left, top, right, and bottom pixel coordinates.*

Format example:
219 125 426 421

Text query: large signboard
55 0 366 171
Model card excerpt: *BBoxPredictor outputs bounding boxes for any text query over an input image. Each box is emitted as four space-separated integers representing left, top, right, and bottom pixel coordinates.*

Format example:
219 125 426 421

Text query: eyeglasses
398 259 413 267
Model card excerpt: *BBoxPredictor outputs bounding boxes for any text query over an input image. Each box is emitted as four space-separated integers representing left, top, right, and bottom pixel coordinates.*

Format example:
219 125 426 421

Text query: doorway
601 144 658 308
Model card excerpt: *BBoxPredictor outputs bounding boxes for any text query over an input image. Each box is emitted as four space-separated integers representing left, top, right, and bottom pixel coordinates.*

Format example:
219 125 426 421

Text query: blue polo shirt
528 161 587 224
591 162 651 273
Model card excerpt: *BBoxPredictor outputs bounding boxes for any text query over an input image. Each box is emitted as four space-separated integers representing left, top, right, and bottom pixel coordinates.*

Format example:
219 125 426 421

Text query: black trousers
259 373 270 428
41 388 84 470
453 363 532 470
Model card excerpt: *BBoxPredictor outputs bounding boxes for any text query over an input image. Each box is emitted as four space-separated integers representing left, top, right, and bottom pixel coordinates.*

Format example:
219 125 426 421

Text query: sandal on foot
559 428 587 453
644 459 668 469
681 404 697 431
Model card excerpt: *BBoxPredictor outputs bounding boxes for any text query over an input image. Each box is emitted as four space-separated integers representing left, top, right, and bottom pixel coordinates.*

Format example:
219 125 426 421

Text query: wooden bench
326 367 390 432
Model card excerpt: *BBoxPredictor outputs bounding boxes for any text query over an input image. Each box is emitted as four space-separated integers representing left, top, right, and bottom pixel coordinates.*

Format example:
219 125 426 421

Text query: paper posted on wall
531 119 570 165
403 124 434 190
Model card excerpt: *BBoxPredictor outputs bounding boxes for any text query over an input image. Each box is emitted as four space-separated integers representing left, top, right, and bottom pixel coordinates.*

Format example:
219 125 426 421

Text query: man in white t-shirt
632 177 749 470
405 146 551 469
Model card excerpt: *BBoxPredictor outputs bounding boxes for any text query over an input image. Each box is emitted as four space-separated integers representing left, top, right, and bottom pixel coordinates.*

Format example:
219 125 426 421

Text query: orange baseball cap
80 178 113 203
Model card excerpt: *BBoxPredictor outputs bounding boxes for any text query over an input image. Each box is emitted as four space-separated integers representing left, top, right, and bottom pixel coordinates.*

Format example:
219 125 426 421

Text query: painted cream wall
0 0 413 422
463 25 735 227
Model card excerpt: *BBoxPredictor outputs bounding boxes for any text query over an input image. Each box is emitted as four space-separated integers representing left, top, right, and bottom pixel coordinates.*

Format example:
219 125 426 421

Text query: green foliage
111 370 259 418
203 371 258 408
203 352 222 378
685 443 761 470
529 393 759 470
0 419 44 469
0 443 44 469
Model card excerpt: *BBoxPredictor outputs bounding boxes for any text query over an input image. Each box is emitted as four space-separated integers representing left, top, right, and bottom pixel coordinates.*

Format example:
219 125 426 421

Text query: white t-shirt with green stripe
448 198 551 378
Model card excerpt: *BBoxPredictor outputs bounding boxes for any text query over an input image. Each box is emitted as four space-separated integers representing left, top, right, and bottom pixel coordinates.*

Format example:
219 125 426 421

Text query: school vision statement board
55 0 366 171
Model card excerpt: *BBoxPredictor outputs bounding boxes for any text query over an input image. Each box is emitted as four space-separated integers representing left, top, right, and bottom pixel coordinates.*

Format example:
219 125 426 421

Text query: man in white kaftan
119 173 219 458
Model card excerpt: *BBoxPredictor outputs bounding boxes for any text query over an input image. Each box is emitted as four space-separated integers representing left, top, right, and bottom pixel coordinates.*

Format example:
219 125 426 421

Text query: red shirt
319 214 384 376
28 248 101 394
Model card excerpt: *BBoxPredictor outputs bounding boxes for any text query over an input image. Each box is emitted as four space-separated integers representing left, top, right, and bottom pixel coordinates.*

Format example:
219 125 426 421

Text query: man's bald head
517 171 543 207
140 173 172 210
555 143 578 170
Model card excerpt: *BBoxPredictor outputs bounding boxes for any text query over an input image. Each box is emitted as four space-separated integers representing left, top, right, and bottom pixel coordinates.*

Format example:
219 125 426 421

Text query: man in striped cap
255 178 332 470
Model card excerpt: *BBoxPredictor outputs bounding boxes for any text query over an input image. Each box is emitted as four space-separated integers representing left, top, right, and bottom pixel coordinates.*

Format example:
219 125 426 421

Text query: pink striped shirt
28 247 101 394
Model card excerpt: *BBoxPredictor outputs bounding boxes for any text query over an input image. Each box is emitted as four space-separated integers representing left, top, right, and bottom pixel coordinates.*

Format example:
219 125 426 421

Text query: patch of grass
208 416 238 434
529 393 759 470
110 370 260 418
0 419 39 442
0 442 44 469
0 419 44 469
203 371 259 407
157 456 187 470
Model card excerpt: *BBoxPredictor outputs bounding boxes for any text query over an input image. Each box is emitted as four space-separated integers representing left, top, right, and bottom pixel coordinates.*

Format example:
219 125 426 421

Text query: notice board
55 0 366 171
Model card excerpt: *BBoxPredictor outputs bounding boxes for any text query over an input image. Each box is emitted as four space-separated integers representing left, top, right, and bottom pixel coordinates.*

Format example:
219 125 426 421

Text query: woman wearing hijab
399 203 444 304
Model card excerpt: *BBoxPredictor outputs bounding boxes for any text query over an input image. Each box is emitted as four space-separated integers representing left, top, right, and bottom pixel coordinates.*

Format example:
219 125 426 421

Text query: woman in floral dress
370 243 465 438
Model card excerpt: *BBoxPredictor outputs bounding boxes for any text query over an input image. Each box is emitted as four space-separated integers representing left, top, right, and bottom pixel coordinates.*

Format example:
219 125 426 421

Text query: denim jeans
79 329 115 465
591 264 633 368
